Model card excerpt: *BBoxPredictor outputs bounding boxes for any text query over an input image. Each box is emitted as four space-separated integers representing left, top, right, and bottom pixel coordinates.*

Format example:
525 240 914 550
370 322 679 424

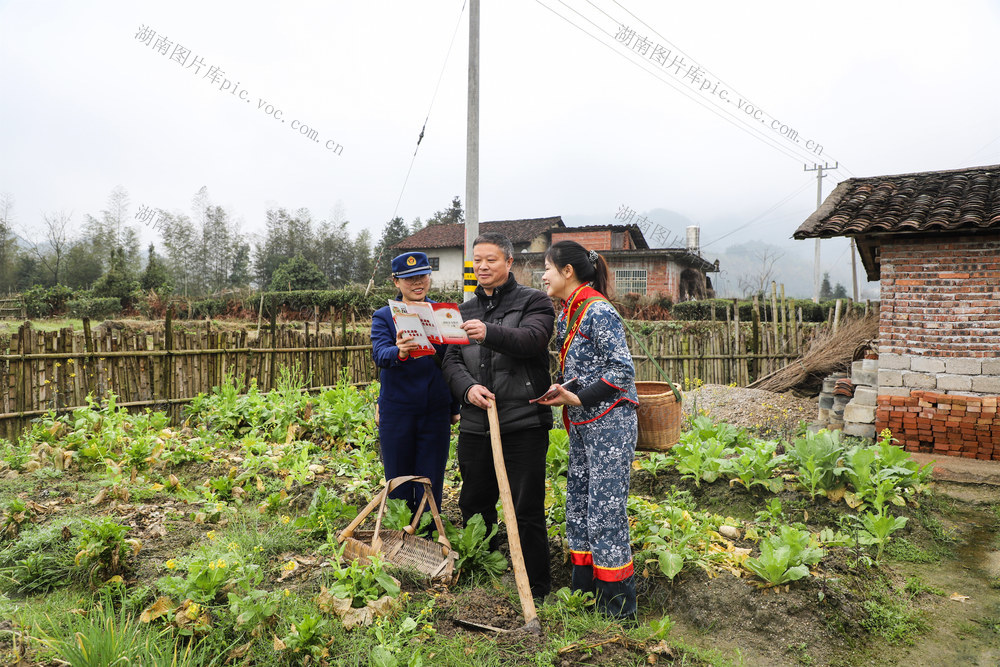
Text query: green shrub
67 297 122 320
23 284 74 317
189 297 228 319
671 298 873 322
259 286 464 319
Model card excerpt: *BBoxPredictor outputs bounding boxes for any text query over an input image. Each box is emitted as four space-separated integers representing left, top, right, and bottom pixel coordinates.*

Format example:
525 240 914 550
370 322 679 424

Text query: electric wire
367 0 468 293
560 0 843 167
534 0 823 167
700 178 814 249
956 131 1000 169
539 2 857 256
604 0 851 172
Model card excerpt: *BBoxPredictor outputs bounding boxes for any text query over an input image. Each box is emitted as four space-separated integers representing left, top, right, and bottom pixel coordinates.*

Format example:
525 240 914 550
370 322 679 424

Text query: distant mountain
562 209 879 300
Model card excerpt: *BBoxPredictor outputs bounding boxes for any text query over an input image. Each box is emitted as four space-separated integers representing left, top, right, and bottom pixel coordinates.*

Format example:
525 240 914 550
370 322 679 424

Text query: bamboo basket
337 475 458 585
635 382 683 451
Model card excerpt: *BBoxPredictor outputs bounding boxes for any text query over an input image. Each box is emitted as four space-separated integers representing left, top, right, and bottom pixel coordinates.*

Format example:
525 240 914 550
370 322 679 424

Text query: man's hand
460 319 487 343
395 330 420 359
465 384 496 410
450 413 461 425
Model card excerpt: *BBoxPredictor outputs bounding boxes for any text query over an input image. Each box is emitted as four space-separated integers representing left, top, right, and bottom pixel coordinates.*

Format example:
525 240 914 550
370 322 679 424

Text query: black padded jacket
442 273 555 435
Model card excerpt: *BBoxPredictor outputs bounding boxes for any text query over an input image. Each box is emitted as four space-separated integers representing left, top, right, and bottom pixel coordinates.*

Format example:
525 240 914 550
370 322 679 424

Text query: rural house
793 164 1000 460
392 217 718 302
392 217 563 286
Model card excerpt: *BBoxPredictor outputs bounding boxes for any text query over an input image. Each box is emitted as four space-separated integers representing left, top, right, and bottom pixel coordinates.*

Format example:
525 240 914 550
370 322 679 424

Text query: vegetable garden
0 373 997 665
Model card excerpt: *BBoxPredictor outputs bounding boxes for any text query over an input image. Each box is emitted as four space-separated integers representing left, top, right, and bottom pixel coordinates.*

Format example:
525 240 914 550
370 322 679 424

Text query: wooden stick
486 401 540 633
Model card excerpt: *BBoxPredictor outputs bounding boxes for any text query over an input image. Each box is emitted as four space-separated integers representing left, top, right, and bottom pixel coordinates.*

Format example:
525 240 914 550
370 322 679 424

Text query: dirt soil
629 454 1000 666
684 384 816 440
4 385 998 667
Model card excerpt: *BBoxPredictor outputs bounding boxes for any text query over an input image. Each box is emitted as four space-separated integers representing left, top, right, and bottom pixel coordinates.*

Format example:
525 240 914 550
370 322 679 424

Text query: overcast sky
2 0 999 292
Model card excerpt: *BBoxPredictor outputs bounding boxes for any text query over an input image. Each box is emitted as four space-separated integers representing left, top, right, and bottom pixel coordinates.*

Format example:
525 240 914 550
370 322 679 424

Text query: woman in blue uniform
371 252 460 514
537 240 639 621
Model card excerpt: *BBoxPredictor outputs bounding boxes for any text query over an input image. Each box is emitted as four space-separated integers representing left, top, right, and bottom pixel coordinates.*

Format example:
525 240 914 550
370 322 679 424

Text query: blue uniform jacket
372 300 460 416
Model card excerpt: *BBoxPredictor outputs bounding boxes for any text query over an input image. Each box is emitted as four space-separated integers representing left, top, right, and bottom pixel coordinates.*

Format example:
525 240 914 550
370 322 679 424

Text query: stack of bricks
875 391 1000 460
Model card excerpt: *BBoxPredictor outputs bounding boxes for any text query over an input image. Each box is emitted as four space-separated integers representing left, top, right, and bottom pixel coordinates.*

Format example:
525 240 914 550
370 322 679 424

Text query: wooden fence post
268 309 278 391
340 311 348 382
751 296 761 382
163 308 174 417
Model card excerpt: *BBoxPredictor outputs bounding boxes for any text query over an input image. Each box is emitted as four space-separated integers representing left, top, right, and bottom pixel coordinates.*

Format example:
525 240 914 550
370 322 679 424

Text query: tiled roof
794 164 1000 239
392 216 564 249
519 249 717 273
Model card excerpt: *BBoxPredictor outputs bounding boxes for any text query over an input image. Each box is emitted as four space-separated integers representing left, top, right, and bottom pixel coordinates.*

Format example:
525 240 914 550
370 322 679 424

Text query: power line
956 131 1000 169
539 1 852 259
572 0 852 171
604 0 851 170
367 0 468 292
701 178 814 249
534 0 826 166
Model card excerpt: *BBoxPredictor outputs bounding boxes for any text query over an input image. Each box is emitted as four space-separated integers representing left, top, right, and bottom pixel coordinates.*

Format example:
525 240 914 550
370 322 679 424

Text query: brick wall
609 257 678 300
551 230 613 250
876 390 1000 460
879 233 1000 357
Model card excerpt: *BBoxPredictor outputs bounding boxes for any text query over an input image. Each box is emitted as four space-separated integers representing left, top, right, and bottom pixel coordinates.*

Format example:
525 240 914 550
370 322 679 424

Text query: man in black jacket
442 232 555 599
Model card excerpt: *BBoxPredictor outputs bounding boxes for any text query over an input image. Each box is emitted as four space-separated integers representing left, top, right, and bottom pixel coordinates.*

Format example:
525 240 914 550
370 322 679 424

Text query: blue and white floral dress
557 284 638 585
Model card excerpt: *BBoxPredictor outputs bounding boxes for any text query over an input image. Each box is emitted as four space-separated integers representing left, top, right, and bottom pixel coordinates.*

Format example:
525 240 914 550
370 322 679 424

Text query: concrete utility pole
804 162 837 303
850 238 859 301
463 0 480 302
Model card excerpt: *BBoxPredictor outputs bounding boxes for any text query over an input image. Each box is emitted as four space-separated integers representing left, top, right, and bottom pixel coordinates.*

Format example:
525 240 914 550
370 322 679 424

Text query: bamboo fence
0 287 830 440
0 311 377 441
624 294 820 388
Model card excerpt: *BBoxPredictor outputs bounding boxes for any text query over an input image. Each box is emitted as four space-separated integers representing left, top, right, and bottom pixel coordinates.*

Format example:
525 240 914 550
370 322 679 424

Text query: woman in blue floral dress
537 240 639 621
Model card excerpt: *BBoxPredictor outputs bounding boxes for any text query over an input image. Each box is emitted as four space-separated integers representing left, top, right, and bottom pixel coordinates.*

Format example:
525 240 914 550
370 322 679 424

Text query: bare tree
103 185 130 247
30 211 73 285
737 248 783 298
0 194 16 291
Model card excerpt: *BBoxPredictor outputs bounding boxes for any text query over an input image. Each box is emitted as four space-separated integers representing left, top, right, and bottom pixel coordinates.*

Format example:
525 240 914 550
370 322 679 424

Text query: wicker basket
337 476 458 585
635 381 683 451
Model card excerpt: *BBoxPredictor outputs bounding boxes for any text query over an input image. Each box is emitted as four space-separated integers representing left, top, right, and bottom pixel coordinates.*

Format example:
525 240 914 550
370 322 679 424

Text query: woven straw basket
635 382 683 451
337 475 458 585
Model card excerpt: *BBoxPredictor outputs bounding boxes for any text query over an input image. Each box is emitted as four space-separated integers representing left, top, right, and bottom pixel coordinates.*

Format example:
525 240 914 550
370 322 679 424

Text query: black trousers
457 426 551 598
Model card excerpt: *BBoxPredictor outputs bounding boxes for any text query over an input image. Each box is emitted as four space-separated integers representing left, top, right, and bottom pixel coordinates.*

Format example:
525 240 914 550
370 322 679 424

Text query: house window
615 269 647 294
428 257 440 271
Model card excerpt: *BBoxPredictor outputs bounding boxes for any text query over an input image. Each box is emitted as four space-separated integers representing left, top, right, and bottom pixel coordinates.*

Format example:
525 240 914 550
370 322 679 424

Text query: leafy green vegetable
329 554 400 608
745 526 824 585
442 514 508 580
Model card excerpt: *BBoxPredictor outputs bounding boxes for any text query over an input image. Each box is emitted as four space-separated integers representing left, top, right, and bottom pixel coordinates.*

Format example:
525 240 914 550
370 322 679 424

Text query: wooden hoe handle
486 401 539 629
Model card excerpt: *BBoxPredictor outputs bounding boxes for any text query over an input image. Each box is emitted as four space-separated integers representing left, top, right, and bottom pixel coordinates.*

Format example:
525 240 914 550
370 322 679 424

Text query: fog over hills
563 208 879 300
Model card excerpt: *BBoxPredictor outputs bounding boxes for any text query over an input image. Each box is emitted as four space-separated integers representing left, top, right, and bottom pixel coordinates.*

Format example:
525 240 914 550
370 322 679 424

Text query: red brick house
392 218 718 302
793 164 1000 459
391 217 564 287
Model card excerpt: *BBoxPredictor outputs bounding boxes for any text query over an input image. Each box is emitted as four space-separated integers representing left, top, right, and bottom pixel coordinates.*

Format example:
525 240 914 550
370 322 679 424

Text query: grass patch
914 507 957 549
974 616 1000 635
786 641 815 665
885 537 940 563
860 584 928 645
903 576 944 597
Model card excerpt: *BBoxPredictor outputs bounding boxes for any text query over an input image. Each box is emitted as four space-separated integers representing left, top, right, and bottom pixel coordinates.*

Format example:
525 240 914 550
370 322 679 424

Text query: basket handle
337 483 391 542
407 480 453 553
337 476 453 554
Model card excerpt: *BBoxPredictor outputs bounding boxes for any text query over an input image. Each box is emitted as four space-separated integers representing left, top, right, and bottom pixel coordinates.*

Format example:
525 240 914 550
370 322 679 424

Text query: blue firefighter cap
391 252 432 278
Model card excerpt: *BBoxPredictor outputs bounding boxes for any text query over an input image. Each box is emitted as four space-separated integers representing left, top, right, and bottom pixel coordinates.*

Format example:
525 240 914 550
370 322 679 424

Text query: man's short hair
473 232 514 260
